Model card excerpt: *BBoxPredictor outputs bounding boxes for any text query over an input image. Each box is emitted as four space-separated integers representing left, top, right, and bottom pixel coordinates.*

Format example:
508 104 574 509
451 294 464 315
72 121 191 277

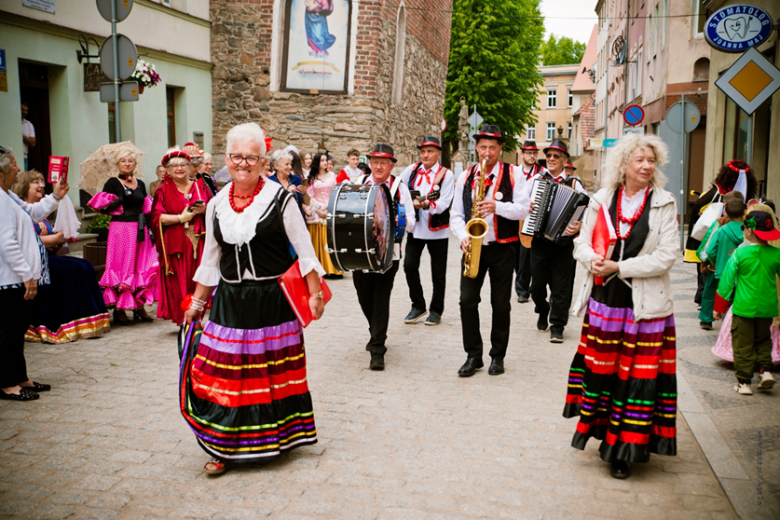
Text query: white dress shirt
450 162 531 245
398 162 455 241
363 174 416 261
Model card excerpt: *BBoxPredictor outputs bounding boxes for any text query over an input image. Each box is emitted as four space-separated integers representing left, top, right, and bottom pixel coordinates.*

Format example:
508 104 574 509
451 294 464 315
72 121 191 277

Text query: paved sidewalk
0 238 751 519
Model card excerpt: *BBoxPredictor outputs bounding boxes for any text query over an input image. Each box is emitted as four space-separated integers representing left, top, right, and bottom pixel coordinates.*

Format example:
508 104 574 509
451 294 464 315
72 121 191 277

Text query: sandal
0 388 40 401
133 310 154 323
22 382 51 392
204 459 228 475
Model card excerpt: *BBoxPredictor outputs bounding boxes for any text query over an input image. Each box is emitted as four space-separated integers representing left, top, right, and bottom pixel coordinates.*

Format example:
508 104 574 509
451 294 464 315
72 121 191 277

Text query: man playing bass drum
450 124 531 377
399 136 455 326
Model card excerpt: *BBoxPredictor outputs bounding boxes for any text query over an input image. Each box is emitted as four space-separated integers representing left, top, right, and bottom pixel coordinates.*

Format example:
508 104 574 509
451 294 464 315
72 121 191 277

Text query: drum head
371 184 394 272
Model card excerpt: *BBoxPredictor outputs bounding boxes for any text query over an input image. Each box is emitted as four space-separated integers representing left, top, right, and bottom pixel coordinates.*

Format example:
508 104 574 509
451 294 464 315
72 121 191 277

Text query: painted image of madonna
305 0 336 57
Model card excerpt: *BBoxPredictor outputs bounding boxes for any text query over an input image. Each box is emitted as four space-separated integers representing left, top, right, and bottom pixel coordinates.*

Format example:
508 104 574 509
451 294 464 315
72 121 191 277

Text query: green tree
541 34 586 66
444 0 545 152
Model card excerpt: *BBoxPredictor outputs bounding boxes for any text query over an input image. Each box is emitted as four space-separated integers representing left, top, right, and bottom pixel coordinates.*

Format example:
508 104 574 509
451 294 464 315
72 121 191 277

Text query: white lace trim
212 181 283 246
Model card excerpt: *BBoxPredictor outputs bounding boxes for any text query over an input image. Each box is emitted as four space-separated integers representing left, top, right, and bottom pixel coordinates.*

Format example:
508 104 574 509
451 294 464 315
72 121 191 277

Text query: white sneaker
757 371 775 390
734 382 753 395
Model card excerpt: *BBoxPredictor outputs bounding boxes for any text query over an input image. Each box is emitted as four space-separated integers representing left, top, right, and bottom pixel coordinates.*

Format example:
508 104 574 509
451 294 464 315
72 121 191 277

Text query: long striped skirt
179 280 317 463
563 290 677 463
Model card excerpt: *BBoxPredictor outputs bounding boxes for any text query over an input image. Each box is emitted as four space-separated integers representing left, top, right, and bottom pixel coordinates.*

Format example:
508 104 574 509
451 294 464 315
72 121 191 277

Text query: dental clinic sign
705 5 772 53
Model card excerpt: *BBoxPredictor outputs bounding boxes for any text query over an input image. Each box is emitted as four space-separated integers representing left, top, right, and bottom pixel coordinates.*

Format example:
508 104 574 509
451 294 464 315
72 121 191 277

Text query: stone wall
210 0 451 171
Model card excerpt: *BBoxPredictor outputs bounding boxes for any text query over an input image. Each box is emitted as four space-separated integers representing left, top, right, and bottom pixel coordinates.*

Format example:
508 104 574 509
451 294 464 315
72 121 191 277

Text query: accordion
521 179 590 245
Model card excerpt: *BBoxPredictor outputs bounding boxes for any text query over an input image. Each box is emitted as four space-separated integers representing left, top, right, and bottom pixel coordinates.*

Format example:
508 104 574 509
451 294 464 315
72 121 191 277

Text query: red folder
592 202 617 286
278 260 331 328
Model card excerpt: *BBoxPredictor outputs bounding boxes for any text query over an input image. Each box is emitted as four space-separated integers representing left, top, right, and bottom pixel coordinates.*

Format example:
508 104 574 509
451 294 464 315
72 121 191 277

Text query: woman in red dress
151 150 212 325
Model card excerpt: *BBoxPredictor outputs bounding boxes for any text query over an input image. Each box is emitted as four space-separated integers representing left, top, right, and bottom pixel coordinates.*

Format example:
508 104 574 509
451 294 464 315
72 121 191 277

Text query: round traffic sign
624 104 644 126
100 34 138 81
665 101 701 134
441 118 447 132
96 0 134 23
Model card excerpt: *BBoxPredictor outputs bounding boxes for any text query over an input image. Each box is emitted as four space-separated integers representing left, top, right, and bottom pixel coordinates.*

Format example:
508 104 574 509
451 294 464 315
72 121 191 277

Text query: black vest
213 188 294 283
407 163 451 231
463 162 518 244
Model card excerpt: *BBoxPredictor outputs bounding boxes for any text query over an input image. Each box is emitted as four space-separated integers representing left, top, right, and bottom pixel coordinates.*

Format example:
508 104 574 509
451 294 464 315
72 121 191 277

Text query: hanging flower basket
130 59 162 90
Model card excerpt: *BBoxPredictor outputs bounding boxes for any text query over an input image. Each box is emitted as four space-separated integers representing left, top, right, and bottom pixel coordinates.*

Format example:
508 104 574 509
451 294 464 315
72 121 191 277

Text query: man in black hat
352 144 417 371
530 139 587 344
514 140 548 303
399 136 455 326
450 124 531 377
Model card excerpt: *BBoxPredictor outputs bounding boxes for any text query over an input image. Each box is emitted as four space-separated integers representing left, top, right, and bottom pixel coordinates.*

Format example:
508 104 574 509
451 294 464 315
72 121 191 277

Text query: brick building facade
210 0 452 169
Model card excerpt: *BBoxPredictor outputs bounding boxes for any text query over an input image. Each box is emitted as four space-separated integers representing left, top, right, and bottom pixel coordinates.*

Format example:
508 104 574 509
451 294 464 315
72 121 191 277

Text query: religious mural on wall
282 0 352 94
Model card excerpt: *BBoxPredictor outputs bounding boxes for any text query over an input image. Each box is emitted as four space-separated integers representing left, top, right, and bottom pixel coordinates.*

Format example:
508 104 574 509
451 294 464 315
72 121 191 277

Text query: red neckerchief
523 164 539 180
472 162 499 189
417 163 442 208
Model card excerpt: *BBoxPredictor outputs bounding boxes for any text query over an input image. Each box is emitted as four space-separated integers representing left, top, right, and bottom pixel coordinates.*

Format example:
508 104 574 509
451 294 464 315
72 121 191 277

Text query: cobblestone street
1 237 777 519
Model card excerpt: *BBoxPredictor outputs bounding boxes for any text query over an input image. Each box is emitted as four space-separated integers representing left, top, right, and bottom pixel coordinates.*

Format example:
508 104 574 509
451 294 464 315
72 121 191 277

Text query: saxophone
463 159 489 278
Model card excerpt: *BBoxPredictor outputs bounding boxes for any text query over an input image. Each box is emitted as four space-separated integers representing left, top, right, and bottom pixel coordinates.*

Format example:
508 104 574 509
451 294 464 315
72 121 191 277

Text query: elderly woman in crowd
88 145 158 325
180 123 325 475
305 152 342 277
183 143 217 196
563 133 679 479
0 146 67 400
268 149 309 215
199 152 213 176
12 171 109 343
151 150 212 325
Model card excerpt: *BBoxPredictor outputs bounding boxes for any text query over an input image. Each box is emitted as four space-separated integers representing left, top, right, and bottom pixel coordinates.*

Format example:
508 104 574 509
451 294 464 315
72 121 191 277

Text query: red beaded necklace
616 185 650 240
229 178 264 213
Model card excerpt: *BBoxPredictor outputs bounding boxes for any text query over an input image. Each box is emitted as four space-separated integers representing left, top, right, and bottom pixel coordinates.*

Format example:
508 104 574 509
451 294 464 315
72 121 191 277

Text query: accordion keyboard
521 179 547 236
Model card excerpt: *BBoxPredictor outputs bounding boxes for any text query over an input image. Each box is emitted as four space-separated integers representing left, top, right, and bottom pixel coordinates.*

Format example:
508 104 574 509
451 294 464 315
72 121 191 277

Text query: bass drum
327 183 396 273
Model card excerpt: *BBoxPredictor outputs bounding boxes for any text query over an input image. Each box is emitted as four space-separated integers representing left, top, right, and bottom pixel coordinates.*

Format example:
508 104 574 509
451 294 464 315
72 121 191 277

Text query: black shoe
0 388 39 401
700 321 713 331
457 358 484 377
550 330 564 343
424 312 442 326
537 314 549 332
488 358 504 375
113 310 132 326
404 307 427 324
610 460 631 479
369 353 385 371
134 310 154 323
517 295 529 303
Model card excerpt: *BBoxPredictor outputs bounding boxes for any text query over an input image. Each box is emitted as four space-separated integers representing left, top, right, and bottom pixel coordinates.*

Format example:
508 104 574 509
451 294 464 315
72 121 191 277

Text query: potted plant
86 214 112 242
130 59 162 94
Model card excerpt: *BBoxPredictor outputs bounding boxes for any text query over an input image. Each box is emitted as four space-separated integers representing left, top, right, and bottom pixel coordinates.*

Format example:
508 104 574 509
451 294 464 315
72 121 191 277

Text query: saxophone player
450 124 531 377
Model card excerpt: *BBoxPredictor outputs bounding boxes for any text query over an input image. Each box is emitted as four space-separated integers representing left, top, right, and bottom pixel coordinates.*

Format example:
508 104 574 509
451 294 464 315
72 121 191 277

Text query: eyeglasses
545 153 563 159
167 162 189 169
228 154 260 166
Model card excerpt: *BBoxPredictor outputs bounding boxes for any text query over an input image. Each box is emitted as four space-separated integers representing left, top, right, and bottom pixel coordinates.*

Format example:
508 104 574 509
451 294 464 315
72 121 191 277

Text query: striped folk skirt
179 279 317 463
563 288 677 463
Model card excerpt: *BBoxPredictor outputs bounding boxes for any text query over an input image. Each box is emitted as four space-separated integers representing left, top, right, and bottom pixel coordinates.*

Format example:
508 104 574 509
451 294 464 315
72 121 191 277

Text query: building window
526 125 535 140
637 48 643 97
166 87 176 148
567 89 573 107
547 89 557 108
281 0 353 94
567 122 572 138
547 122 556 141
392 5 406 105
694 0 709 37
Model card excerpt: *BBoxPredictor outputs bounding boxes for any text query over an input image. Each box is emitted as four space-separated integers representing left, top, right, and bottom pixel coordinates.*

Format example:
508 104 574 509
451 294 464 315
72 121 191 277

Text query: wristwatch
311 291 324 300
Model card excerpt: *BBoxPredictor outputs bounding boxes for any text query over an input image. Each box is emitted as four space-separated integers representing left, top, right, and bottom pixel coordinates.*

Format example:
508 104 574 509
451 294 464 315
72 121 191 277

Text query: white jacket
571 184 679 320
0 189 59 286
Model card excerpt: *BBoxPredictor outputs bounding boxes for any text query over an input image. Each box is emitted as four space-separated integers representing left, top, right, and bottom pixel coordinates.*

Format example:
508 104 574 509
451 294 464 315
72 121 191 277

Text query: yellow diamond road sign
716 48 780 115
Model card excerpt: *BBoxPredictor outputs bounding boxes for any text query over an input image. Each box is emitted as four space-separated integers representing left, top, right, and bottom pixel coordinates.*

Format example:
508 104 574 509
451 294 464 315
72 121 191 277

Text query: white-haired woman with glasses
268 149 309 217
563 133 679 479
180 123 326 475
88 144 158 325
0 146 68 400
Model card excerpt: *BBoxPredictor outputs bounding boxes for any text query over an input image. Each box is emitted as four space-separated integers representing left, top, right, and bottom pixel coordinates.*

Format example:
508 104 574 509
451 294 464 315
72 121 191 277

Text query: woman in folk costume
565 133 679 479
181 123 326 475
151 150 212 325
305 152 342 277
88 144 158 325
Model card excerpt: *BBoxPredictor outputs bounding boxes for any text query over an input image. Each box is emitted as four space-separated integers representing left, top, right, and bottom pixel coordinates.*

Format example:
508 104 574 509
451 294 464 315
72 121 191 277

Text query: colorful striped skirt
179 279 317 463
563 290 677 463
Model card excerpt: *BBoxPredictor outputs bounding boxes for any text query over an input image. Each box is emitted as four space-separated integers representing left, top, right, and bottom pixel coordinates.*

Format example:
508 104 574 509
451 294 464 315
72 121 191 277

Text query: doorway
19 61 52 185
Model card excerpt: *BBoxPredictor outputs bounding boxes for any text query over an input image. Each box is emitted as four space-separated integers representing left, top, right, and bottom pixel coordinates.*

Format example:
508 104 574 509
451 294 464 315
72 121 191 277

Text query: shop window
723 97 749 163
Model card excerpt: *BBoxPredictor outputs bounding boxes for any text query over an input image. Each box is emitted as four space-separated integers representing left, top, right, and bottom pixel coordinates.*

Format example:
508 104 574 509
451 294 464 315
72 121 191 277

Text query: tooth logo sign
705 5 772 53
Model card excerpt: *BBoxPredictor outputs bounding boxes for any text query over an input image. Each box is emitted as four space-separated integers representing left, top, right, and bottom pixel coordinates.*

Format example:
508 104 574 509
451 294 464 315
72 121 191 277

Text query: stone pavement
2 236 774 519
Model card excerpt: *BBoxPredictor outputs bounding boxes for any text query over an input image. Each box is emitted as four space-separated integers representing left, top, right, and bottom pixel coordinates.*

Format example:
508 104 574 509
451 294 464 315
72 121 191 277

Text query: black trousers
530 238 575 333
460 242 516 360
0 287 32 388
353 260 399 355
694 266 706 304
403 235 449 315
514 242 532 298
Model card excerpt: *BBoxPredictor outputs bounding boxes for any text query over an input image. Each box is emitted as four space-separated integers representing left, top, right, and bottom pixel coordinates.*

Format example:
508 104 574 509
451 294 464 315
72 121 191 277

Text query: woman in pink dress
88 145 158 325
305 152 342 276
151 150 212 325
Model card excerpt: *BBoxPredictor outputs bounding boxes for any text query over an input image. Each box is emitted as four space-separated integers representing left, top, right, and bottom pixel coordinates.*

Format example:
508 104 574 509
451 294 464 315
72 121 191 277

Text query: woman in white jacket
562 134 679 479
0 147 67 401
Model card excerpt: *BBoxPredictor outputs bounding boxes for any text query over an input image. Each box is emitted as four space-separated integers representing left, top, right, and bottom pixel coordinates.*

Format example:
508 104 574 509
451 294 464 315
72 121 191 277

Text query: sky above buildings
541 0 598 45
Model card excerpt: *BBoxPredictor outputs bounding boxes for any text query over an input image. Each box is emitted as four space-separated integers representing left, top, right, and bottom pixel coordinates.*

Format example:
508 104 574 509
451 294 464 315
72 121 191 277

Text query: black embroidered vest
408 163 451 231
463 162 518 244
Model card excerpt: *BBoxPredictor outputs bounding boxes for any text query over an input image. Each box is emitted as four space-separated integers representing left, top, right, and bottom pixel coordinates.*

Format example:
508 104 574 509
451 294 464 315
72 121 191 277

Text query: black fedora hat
368 143 397 163
543 139 569 157
474 124 506 144
521 140 539 151
418 136 442 150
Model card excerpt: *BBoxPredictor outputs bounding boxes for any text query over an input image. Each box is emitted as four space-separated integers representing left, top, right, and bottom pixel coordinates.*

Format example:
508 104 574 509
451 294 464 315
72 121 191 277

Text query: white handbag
691 193 723 241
